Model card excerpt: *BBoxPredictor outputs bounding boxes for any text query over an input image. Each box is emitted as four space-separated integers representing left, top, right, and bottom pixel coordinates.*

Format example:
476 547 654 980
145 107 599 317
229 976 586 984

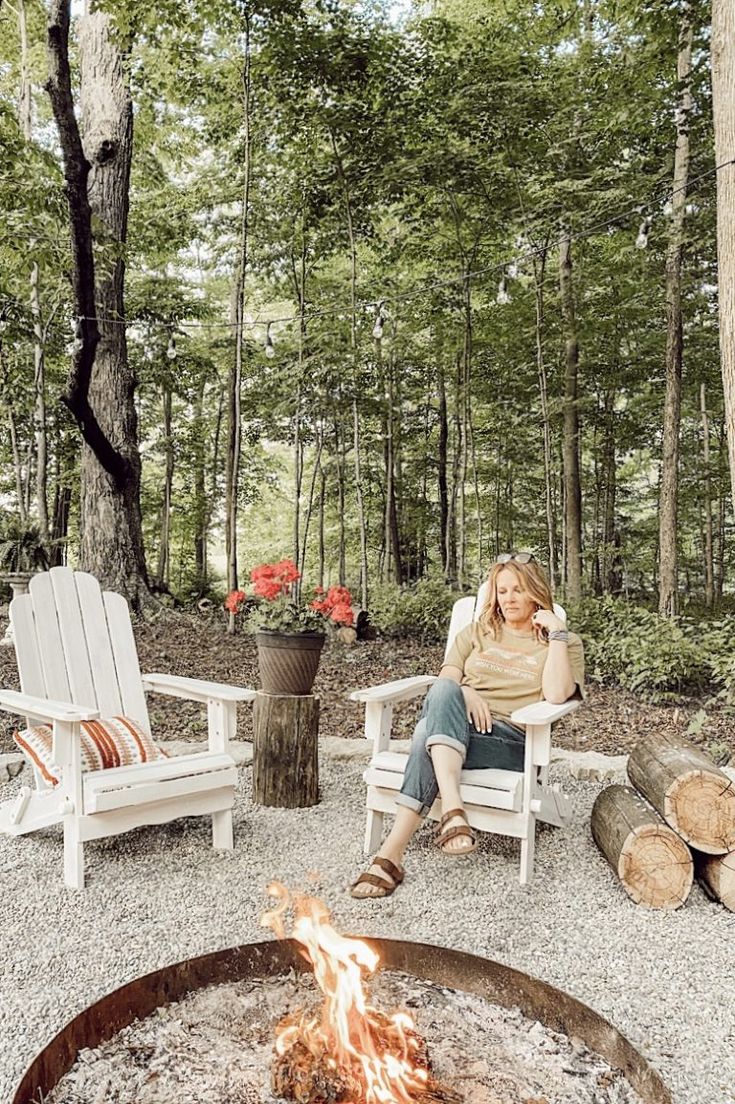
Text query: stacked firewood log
591 732 735 911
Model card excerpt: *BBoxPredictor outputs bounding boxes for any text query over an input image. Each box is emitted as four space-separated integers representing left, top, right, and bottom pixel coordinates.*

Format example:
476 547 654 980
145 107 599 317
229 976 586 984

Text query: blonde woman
351 553 584 899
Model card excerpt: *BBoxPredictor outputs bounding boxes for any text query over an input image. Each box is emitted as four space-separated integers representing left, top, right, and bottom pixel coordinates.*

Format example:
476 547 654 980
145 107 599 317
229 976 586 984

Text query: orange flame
262 883 429 1103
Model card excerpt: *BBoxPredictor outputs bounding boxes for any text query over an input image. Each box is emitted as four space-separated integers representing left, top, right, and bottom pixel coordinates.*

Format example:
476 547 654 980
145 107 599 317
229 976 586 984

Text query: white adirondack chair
0 567 256 888
351 585 581 884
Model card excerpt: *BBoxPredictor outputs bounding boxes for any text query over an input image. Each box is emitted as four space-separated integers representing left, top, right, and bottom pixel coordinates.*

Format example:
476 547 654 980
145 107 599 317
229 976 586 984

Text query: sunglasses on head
495 551 535 565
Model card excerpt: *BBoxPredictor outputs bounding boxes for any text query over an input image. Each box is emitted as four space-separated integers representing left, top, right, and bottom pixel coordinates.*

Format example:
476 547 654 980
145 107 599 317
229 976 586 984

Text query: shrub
568 596 710 702
370 578 462 643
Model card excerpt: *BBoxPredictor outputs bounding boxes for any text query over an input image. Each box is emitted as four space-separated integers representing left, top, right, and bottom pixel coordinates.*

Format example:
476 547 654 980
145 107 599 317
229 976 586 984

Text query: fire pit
13 935 670 1104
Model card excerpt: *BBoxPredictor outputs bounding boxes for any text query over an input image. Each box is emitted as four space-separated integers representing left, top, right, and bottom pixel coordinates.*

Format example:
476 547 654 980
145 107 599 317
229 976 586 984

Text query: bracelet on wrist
548 629 569 643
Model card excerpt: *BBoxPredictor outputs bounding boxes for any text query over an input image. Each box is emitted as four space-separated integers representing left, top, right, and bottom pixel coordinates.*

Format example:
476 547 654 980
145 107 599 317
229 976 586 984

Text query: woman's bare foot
436 807 477 855
350 855 404 899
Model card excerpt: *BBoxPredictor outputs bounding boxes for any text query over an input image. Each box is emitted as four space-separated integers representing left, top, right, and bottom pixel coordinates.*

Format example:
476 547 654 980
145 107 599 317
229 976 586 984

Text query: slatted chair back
10 567 151 734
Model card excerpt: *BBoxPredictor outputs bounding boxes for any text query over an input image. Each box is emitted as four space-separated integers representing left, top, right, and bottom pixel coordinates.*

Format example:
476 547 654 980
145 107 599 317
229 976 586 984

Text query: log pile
591 731 735 911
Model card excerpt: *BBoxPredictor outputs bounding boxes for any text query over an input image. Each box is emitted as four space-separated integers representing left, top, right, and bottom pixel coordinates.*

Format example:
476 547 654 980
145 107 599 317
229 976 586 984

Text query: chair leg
364 808 384 855
64 820 84 889
212 809 234 850
519 820 535 885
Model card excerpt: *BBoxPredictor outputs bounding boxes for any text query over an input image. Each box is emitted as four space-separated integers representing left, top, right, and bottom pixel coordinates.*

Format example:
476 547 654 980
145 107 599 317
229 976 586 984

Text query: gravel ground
0 756 733 1104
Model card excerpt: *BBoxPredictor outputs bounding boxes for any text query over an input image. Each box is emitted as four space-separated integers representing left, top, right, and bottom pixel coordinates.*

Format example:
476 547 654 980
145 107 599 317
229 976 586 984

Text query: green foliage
0 517 50 575
570 597 716 702
369 578 462 643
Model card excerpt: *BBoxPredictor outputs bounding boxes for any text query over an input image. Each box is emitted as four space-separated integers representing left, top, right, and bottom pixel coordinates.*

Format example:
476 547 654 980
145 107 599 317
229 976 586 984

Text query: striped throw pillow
14 716 166 787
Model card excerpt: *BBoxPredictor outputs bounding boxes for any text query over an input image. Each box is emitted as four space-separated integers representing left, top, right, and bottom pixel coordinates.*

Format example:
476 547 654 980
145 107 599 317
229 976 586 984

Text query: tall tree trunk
193 380 208 592
72 11 148 605
30 263 49 539
701 383 714 608
18 0 32 139
712 0 735 514
602 390 619 593
437 357 449 575
334 417 346 585
330 132 368 608
317 459 326 589
533 248 557 587
659 12 693 616
156 383 173 589
224 19 251 631
559 230 583 599
299 426 323 579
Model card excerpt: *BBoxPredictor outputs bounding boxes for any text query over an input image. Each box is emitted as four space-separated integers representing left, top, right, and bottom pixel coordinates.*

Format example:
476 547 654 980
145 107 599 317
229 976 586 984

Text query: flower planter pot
255 631 326 695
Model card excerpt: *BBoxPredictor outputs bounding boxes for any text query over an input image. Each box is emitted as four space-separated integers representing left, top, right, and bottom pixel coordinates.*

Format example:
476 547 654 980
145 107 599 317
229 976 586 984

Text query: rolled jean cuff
395 792 433 818
425 733 468 763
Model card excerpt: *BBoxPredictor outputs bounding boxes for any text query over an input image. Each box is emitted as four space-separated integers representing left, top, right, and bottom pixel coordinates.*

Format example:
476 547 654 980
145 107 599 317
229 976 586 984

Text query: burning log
262 885 463 1104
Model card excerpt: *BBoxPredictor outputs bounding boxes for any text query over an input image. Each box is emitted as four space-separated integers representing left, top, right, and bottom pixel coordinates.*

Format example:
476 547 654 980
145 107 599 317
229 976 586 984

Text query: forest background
2 0 735 731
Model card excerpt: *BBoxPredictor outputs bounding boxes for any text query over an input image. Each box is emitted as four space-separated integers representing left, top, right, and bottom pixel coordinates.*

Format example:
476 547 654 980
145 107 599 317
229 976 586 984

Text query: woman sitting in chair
350 553 584 899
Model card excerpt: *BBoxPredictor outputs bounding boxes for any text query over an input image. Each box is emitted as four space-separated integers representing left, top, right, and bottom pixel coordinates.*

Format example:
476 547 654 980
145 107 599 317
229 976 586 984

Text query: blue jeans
396 679 526 817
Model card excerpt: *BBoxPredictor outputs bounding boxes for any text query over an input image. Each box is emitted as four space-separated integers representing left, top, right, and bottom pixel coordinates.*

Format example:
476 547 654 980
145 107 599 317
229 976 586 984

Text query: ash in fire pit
44 970 644 1104
41 882 647 1104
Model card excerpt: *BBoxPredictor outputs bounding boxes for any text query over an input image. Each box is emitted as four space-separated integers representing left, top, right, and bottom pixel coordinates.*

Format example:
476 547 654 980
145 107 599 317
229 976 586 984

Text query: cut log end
666 771 735 854
619 824 694 910
591 785 693 910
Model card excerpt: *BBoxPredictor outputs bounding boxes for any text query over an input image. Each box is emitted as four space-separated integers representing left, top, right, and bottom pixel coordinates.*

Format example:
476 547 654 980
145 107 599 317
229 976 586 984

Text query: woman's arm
438 664 463 684
532 610 577 703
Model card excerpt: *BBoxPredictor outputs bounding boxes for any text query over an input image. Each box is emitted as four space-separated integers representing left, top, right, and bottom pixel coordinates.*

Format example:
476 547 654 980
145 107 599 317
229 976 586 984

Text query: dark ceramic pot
255 630 326 695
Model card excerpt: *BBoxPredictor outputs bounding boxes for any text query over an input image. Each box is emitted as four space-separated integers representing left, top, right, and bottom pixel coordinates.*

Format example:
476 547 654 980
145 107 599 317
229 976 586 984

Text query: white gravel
0 753 733 1104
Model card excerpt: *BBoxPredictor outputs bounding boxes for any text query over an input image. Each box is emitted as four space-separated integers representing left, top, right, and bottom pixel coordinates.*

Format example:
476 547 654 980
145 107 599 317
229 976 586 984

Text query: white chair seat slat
74 571 123 717
104 591 151 732
83 751 235 796
85 764 238 814
363 768 522 813
9 596 46 700
369 750 523 797
28 572 71 704
49 566 98 710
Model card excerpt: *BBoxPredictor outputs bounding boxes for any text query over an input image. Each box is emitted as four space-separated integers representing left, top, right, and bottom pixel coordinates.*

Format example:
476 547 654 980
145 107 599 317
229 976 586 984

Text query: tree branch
45 0 131 487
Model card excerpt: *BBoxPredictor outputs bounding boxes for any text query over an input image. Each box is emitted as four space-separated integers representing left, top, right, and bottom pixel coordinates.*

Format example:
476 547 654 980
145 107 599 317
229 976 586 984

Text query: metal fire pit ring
12 937 671 1104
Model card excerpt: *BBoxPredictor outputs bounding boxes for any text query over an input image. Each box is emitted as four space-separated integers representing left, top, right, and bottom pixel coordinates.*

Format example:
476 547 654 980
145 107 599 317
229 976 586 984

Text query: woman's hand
461 686 493 733
531 608 565 638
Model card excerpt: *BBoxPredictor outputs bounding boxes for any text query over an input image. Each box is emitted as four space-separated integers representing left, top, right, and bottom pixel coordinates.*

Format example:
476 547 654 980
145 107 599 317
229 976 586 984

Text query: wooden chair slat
9 595 46 699
74 571 123 717
49 566 98 710
104 591 151 732
28 571 71 704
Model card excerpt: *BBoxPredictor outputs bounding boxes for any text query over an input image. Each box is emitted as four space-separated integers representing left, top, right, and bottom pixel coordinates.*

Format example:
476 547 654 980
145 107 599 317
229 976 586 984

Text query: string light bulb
635 216 652 249
166 332 177 360
70 317 84 356
496 274 511 305
372 302 385 340
507 262 519 280
265 322 276 358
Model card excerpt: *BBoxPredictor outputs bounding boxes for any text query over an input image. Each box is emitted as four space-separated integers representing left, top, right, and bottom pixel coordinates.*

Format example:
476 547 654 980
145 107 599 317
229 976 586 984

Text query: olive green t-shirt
443 622 585 725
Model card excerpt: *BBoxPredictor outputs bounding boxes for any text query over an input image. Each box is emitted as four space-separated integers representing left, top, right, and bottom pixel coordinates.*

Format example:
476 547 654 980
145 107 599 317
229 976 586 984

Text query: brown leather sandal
350 856 405 898
436 807 478 855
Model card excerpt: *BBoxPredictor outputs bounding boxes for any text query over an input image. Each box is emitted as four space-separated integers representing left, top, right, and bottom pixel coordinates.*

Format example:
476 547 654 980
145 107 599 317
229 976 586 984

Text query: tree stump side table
252 691 319 808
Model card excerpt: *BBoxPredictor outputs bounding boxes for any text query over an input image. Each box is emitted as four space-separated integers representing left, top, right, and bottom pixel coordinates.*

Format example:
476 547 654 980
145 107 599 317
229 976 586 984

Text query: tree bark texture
534 250 557 588
712 0 735 516
224 24 251 631
156 382 173 589
590 784 693 910
627 732 735 854
74 11 149 606
658 13 692 617
701 383 714 607
559 232 583 599
252 691 319 808
437 357 449 576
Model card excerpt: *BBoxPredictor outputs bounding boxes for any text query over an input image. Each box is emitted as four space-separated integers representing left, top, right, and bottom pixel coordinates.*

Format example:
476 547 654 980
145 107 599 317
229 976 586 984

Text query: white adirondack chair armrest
0 689 98 724
142 673 257 704
510 698 580 726
350 675 437 706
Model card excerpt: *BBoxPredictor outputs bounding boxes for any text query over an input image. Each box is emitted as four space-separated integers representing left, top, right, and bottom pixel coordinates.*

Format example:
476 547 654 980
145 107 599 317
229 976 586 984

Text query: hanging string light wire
8 154 732 342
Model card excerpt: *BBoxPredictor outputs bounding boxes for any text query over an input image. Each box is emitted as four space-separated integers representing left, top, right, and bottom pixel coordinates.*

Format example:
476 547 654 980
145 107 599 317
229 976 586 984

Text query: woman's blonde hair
478 559 554 639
